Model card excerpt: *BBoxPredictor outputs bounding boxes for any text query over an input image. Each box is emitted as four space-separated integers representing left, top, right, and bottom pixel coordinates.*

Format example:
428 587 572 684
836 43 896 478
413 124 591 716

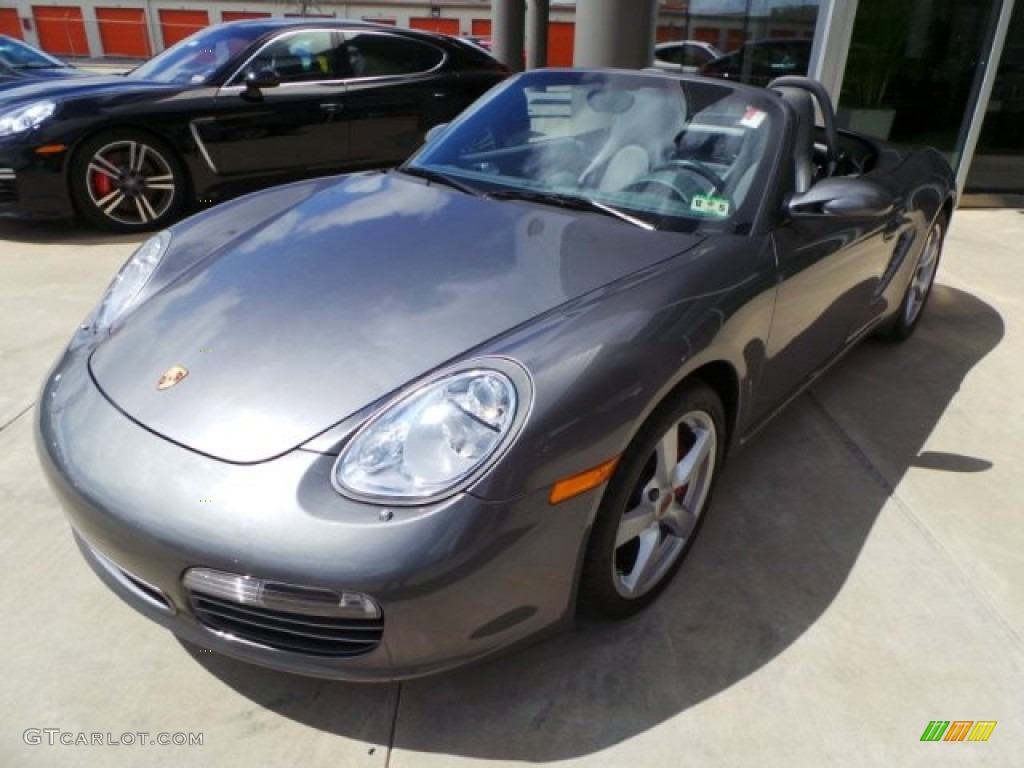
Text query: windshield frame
406 69 785 235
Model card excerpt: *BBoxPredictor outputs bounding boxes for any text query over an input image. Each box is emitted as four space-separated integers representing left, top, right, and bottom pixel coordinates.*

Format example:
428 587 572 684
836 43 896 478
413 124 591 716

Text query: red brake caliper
92 170 113 198
91 153 114 198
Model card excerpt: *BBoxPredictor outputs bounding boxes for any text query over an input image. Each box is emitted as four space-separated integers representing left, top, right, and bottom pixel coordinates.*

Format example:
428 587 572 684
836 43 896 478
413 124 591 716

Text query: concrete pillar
526 0 549 69
492 0 526 73
573 0 657 69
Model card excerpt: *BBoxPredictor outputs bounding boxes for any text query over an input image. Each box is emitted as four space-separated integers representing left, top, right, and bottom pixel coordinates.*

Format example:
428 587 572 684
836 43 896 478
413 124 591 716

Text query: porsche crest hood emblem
156 365 189 391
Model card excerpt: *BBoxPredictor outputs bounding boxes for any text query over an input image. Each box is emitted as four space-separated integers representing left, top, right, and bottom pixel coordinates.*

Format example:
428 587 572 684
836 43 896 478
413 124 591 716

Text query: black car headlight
333 359 532 504
0 100 56 137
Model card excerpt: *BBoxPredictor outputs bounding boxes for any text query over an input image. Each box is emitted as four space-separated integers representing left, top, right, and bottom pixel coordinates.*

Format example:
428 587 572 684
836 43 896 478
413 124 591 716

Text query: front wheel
880 212 947 341
579 380 726 620
70 130 186 233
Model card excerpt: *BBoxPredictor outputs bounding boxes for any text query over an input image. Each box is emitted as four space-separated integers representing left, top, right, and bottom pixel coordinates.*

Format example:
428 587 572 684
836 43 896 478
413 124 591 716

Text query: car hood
0 74 178 104
90 172 702 463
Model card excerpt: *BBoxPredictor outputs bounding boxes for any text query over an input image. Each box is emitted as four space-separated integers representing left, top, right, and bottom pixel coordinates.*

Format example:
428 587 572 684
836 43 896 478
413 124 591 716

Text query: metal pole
527 0 549 69
492 0 526 73
573 0 657 68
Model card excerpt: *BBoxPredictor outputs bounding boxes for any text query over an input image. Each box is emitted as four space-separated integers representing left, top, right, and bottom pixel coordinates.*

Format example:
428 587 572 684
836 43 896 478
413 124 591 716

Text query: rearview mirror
788 178 894 218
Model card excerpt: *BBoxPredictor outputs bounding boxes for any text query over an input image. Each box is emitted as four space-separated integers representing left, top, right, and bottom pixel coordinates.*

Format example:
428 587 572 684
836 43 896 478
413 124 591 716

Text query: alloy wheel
85 140 177 227
903 221 943 327
612 410 717 599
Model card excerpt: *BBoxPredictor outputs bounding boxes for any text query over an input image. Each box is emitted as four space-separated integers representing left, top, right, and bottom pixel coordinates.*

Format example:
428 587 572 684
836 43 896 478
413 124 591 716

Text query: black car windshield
407 69 781 234
129 25 265 84
0 35 69 69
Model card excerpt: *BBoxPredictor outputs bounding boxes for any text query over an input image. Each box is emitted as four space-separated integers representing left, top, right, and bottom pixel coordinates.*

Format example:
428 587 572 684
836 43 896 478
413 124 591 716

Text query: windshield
129 25 264 84
0 36 68 69
408 70 780 234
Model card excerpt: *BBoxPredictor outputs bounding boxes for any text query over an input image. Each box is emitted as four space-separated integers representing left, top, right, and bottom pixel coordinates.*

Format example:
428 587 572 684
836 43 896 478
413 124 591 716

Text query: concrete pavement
1 210 1020 767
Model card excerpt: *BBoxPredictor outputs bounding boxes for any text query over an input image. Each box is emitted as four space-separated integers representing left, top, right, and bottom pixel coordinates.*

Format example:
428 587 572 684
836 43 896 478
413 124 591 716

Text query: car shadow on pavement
0 218 142 246
184 283 1003 761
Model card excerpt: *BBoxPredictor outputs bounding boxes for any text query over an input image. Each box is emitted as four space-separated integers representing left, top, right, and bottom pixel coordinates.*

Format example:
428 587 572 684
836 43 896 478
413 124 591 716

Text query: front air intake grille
0 169 16 204
184 568 383 657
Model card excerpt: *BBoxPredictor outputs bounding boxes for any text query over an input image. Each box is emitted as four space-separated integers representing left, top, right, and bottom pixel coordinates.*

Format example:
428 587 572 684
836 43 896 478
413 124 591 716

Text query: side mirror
243 67 280 98
424 123 449 144
788 178 894 218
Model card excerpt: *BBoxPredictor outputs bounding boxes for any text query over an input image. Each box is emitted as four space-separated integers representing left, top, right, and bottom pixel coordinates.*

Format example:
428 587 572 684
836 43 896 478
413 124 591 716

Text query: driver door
754 182 894 423
197 29 351 176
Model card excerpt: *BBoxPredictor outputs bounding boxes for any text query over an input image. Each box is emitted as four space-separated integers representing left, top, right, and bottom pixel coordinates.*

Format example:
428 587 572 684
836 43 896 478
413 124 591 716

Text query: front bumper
35 346 597 681
0 138 75 220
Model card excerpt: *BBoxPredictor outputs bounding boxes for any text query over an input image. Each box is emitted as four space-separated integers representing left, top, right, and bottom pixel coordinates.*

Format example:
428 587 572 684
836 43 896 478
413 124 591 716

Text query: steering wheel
651 159 726 193
623 177 689 203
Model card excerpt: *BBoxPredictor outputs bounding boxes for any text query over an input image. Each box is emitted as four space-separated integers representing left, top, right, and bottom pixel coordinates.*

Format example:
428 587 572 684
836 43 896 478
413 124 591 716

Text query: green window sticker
690 194 730 217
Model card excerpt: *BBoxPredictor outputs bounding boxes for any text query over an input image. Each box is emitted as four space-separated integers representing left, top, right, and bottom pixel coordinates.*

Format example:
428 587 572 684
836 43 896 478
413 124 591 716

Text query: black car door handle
320 103 342 113
433 91 452 100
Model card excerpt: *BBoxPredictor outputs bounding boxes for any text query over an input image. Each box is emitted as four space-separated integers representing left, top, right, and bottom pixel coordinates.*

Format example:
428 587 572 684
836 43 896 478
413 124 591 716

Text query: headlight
334 363 530 503
0 100 56 137
90 230 171 333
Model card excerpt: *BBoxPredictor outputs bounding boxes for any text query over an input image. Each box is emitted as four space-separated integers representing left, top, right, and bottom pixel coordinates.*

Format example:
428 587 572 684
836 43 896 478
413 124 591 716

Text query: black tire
879 212 947 342
579 379 726 620
70 130 187 233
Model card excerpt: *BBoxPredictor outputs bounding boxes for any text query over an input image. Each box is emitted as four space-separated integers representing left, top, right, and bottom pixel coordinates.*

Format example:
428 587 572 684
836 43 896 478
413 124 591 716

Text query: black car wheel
71 131 186 233
579 380 726 619
881 212 947 341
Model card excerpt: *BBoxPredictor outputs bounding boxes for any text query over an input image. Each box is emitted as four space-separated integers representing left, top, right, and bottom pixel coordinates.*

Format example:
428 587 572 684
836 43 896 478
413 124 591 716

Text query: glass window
130 24 266 84
411 71 780 234
658 1 821 85
0 35 68 69
838 0 1003 152
343 32 443 77
243 30 340 82
965 2 1024 199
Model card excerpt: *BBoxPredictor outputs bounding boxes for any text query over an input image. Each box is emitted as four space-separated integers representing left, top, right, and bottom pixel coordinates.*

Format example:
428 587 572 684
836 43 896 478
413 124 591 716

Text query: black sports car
0 19 507 231
0 34 82 88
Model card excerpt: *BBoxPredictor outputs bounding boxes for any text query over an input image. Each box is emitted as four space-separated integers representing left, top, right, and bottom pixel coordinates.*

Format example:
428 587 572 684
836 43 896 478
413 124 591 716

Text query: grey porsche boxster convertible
36 69 954 681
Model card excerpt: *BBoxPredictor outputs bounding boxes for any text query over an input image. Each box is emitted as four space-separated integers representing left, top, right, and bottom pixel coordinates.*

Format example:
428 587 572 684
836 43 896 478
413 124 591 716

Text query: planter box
838 107 896 140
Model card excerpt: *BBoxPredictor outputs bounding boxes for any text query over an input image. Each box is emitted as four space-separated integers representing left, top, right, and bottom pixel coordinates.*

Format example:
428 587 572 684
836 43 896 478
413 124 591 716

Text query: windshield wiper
486 189 656 230
397 166 481 196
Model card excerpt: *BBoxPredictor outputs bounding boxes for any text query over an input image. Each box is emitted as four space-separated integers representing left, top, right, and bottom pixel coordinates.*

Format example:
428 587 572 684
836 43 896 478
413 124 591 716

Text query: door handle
320 103 342 113
432 91 452 100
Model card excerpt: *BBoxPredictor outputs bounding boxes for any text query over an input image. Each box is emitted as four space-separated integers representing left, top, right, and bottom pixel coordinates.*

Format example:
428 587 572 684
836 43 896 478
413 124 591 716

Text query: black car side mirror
788 177 894 218
243 67 281 99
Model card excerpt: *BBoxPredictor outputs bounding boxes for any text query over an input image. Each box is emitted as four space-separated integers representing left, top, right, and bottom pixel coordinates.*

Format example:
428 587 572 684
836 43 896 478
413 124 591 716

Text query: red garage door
222 11 271 23
32 6 88 56
409 17 460 36
96 8 150 58
159 9 209 49
548 21 574 67
0 8 22 39
471 19 491 36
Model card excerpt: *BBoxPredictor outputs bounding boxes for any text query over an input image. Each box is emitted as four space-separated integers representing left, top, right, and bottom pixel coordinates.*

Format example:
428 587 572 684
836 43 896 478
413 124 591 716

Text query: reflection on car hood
0 74 179 103
0 66 84 88
90 172 702 463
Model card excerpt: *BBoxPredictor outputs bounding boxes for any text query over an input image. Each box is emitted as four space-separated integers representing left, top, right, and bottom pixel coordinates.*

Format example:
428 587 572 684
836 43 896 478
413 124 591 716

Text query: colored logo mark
920 720 997 742
156 365 188 391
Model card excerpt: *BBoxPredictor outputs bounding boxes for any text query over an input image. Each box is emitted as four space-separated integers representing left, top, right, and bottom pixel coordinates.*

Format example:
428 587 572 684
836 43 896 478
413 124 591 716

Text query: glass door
837 0 1004 170
964 2 1024 204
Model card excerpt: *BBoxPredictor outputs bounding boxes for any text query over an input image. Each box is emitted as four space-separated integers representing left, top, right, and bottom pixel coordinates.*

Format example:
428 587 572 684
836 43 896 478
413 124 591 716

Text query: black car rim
612 409 717 599
85 140 176 227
